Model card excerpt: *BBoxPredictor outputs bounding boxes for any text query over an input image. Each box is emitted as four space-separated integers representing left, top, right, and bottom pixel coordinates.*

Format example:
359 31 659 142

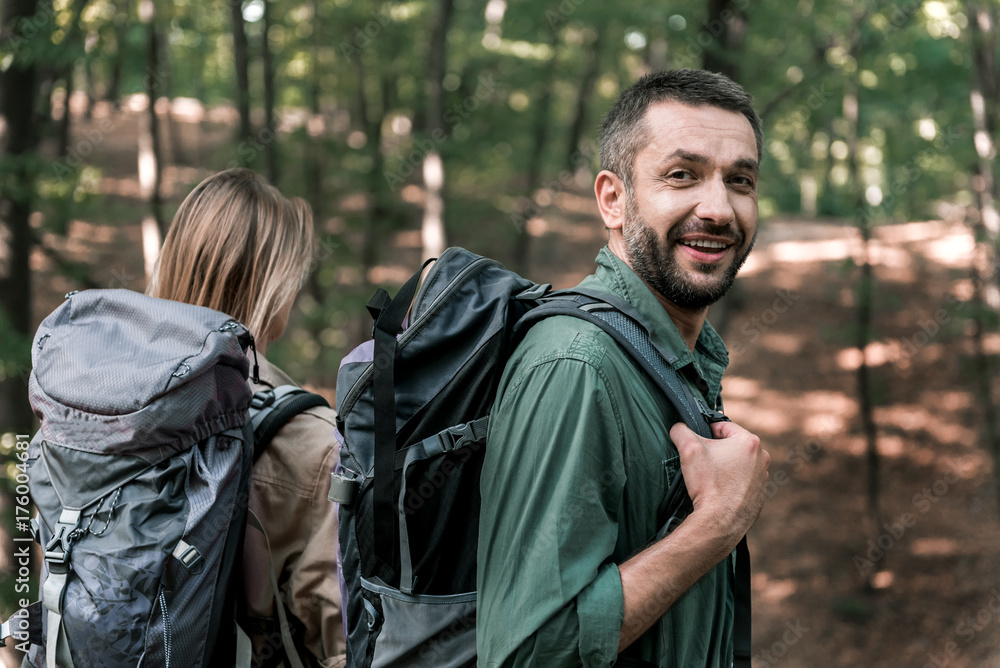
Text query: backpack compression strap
367 258 435 576
516 289 752 668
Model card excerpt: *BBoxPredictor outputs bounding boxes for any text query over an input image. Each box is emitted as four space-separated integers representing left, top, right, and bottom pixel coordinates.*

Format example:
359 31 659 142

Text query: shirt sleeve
478 351 626 668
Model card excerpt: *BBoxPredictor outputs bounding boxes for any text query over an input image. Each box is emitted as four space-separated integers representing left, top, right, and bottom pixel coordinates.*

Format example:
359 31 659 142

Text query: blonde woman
148 168 345 668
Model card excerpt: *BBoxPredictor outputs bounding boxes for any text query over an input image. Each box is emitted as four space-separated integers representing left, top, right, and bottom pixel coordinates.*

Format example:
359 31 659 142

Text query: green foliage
3 0 995 393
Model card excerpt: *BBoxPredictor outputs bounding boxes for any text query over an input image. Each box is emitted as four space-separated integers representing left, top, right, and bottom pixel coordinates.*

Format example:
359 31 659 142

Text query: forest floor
11 100 1000 667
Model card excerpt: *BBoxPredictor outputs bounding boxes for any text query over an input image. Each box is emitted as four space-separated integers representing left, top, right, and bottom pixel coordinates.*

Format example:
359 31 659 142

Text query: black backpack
330 247 751 668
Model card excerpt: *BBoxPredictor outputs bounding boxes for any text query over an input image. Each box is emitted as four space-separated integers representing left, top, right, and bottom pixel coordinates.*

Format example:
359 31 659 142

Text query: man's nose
693 177 735 226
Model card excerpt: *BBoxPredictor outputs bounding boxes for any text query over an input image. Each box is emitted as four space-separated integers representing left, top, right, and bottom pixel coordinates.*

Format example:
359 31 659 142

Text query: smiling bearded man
622 195 757 311
478 68 772 668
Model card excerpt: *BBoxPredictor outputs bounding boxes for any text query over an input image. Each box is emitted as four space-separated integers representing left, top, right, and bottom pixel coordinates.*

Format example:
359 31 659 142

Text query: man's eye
731 175 756 188
668 171 694 180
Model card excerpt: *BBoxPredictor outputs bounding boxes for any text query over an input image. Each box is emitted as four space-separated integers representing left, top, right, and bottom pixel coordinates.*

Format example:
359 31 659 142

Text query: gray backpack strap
42 508 83 668
244 386 329 667
250 385 331 463
0 601 43 649
246 511 307 668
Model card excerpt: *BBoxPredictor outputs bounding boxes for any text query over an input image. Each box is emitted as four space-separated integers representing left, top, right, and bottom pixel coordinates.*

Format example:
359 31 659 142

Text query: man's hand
618 420 769 652
670 420 770 546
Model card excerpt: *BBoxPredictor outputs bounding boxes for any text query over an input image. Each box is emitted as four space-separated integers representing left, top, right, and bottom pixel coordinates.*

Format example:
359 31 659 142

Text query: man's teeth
681 240 728 249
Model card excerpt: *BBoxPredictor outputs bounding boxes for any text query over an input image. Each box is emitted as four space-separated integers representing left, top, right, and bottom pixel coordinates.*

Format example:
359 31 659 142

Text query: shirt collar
579 246 730 402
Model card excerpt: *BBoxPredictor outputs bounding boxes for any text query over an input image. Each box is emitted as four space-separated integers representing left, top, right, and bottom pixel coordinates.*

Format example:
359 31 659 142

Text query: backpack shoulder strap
250 385 331 464
519 290 752 668
245 510 308 668
516 290 726 437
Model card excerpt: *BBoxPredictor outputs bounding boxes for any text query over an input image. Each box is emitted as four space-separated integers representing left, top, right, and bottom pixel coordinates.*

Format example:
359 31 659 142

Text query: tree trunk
700 0 748 81
304 0 324 302
967 0 999 301
420 0 455 261
56 63 75 157
106 0 130 107
514 27 560 272
564 30 602 172
83 53 94 120
0 0 41 438
262 0 278 184
231 0 253 158
158 27 185 167
54 0 91 158
966 0 1000 511
356 53 390 276
307 0 323 226
846 73 881 580
970 197 1000 515
138 0 165 280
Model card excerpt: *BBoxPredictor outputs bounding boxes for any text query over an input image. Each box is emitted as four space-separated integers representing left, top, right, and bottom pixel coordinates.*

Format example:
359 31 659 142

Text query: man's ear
595 170 626 232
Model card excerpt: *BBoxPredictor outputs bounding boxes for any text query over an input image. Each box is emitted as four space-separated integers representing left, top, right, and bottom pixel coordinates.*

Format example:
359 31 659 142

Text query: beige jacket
244 356 346 668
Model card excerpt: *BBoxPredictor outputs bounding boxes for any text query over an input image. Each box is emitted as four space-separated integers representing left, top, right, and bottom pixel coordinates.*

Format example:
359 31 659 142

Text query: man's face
612 101 759 311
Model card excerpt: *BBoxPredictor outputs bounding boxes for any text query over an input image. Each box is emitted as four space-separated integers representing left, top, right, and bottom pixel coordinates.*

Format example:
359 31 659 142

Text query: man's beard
622 200 756 310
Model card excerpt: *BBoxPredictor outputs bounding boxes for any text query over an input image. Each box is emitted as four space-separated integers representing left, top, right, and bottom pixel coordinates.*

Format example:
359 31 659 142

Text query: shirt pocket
657 454 691 538
662 454 681 491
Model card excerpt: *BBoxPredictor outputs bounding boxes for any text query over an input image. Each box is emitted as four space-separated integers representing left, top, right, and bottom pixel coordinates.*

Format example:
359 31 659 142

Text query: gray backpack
0 289 324 668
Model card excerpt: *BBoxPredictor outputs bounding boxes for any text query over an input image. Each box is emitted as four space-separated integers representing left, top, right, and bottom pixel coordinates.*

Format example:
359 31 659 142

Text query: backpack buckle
43 509 82 572
251 389 276 410
172 540 204 574
441 423 477 451
700 404 730 424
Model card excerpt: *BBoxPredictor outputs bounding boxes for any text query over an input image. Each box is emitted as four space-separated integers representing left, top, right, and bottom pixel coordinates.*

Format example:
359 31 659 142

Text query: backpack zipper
338 256 496 420
159 590 172 668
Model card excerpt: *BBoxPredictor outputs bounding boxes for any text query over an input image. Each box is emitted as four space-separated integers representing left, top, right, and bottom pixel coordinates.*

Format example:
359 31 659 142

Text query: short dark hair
598 69 763 191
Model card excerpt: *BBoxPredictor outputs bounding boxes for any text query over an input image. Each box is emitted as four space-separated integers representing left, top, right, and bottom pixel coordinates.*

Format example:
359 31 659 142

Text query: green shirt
477 246 735 667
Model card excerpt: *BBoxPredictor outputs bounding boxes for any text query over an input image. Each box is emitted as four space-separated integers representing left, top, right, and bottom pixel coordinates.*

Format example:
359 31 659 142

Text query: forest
1 0 999 665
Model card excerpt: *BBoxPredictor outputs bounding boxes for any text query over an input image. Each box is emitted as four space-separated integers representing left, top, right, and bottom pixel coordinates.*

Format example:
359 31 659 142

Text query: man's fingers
709 420 741 440
669 422 704 456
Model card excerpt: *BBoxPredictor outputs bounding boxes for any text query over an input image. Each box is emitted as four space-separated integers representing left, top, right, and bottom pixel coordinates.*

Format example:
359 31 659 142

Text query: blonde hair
147 168 315 344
